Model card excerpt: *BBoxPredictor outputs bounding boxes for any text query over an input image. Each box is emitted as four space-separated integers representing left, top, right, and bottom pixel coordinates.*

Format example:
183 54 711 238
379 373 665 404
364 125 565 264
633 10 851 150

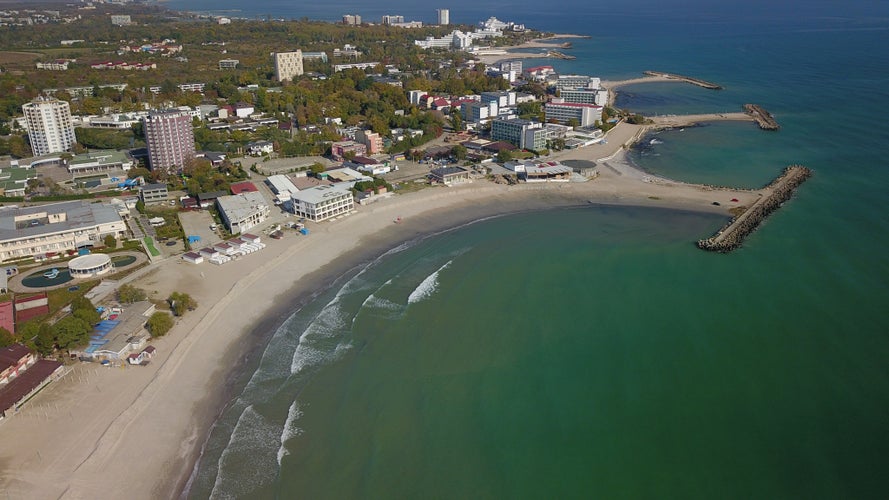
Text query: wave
210 405 281 499
408 260 452 304
649 138 663 145
277 401 303 466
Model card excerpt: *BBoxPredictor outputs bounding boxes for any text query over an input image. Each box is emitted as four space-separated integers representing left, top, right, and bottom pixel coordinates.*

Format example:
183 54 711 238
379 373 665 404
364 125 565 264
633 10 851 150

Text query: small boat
43 268 60 279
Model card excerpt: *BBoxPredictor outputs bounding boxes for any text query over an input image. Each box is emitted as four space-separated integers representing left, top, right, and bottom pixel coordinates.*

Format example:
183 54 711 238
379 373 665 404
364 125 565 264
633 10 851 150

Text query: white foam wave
649 138 663 145
362 293 404 311
277 401 304 466
210 405 280 499
408 260 452 304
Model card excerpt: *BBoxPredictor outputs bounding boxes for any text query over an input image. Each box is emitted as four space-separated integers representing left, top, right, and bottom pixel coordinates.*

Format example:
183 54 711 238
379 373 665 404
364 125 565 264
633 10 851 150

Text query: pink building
331 140 367 160
356 129 383 154
143 109 196 172
0 300 14 336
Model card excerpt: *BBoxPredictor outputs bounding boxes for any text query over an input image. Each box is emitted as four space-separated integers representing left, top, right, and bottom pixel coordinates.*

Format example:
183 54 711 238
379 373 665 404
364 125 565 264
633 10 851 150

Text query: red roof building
230 181 258 195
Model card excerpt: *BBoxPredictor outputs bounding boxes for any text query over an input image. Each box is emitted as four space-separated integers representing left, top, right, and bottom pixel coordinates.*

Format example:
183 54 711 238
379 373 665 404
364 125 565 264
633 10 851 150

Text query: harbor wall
697 165 812 253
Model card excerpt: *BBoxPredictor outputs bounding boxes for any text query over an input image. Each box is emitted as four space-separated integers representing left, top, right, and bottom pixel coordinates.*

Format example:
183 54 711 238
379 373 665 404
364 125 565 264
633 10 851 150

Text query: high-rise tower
143 109 195 172
22 97 76 156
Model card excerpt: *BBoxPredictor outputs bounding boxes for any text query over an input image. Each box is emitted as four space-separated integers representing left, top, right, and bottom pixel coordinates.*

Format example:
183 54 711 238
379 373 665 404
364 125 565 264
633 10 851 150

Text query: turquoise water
186 3 889 498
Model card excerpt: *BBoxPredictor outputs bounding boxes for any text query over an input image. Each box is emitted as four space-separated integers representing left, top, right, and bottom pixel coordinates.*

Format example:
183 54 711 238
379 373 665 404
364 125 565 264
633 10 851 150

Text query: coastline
0 121 765 499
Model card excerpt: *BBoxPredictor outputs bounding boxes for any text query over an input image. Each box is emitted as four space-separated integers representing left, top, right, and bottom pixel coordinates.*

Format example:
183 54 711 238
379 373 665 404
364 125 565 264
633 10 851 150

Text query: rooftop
291 184 353 205
0 201 122 241
216 191 268 222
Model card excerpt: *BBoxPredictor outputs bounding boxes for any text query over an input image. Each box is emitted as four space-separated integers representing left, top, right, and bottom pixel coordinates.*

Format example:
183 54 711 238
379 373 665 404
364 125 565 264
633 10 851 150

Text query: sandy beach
0 121 766 499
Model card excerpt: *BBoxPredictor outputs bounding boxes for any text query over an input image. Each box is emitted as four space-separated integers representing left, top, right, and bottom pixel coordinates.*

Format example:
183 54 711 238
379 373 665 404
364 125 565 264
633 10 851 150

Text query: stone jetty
643 71 723 90
743 103 779 130
697 165 812 253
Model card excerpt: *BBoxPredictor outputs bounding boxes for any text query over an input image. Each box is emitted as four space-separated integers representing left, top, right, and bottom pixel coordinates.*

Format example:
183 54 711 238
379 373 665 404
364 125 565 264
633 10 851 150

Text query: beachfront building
290 184 354 222
22 97 76 156
491 118 546 151
0 201 126 262
143 109 195 173
523 65 556 81
554 75 601 92
430 166 471 186
415 30 474 50
0 344 63 419
560 88 609 107
216 191 269 234
273 50 304 82
71 301 155 363
139 183 169 205
505 160 573 182
544 100 603 127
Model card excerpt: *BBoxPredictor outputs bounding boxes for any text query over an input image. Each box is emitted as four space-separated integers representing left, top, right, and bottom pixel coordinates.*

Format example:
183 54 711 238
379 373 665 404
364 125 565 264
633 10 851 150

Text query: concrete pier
743 104 780 130
642 71 724 90
697 165 812 253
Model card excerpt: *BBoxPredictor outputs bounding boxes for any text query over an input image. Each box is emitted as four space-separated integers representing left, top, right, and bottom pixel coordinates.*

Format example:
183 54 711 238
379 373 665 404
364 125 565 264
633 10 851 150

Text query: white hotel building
290 184 355 222
216 191 270 234
22 97 76 156
544 100 604 127
0 201 127 262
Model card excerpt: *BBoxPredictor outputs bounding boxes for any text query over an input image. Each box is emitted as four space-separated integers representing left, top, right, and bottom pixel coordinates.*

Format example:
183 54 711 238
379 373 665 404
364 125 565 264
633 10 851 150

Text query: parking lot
179 210 221 248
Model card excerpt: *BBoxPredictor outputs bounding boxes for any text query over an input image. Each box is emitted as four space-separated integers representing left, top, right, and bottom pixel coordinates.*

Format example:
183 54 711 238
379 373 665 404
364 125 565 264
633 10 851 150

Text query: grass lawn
144 236 160 257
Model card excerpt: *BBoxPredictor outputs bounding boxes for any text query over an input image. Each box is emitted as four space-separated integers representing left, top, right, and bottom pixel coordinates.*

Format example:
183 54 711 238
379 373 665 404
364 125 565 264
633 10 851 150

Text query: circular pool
22 268 74 288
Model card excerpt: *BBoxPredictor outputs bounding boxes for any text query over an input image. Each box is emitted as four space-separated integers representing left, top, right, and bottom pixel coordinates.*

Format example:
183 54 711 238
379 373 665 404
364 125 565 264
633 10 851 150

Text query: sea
178 1 889 498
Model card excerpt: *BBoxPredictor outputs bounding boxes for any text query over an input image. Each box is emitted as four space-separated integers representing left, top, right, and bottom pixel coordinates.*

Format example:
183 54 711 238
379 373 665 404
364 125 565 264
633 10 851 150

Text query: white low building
216 191 270 234
290 184 354 222
0 201 126 262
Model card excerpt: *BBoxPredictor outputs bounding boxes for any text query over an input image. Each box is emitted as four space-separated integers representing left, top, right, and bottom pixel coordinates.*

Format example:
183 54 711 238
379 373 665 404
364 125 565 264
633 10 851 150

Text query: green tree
496 150 514 163
146 311 174 337
452 144 467 161
52 316 91 350
450 112 463 132
118 284 147 304
34 323 55 356
168 292 196 316
104 234 117 249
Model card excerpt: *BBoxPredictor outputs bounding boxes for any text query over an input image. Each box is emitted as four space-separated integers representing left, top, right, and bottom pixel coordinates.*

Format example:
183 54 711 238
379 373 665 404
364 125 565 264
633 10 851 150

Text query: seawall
697 165 812 252
743 103 780 130
643 71 723 90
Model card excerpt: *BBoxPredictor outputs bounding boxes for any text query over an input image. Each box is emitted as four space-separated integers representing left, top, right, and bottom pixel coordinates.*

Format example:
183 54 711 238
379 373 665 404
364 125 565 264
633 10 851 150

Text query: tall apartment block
22 97 76 156
437 8 450 25
143 109 195 172
273 50 304 82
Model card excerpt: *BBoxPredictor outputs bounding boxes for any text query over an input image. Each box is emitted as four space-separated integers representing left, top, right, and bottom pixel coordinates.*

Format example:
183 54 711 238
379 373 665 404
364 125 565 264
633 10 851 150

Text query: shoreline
0 109 780 500
0 122 763 498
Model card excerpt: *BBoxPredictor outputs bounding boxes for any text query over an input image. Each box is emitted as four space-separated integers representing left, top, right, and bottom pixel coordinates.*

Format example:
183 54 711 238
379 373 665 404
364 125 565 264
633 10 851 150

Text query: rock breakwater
697 165 812 252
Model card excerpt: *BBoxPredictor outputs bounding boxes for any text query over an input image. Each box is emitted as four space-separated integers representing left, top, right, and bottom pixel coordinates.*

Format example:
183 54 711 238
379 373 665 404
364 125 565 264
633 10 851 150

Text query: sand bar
0 122 764 499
